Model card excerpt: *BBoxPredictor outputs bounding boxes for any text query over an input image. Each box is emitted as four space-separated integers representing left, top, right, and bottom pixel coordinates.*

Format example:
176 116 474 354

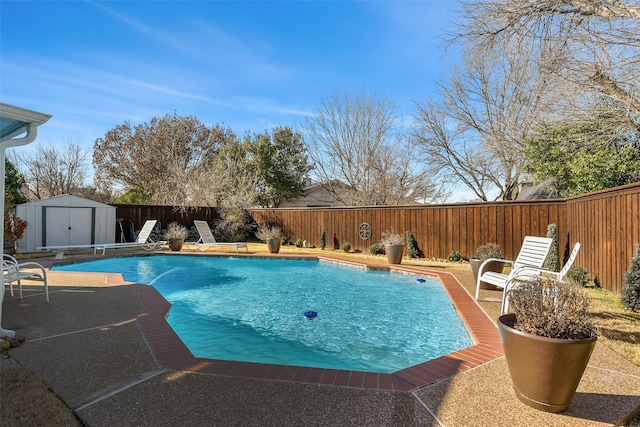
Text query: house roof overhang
0 102 52 147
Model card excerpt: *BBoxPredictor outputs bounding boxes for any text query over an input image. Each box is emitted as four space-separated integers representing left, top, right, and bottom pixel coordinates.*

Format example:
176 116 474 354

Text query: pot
266 238 281 254
385 244 404 264
470 258 505 289
498 313 596 413
168 238 184 252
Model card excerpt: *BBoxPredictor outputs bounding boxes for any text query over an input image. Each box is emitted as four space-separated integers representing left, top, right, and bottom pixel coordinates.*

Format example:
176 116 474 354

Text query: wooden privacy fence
249 201 568 266
565 183 640 295
249 182 640 296
113 205 220 240
112 182 639 295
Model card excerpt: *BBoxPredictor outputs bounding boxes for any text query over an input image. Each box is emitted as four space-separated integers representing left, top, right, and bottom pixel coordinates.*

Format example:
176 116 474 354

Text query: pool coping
129 253 503 392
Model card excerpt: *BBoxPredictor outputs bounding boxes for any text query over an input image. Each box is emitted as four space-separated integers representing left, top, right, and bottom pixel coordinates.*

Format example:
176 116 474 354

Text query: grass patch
587 286 640 367
0 367 82 426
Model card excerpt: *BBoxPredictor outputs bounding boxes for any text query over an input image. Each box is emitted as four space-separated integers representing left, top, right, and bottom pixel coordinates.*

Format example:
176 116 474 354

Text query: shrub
215 207 253 242
448 250 462 262
369 243 384 255
341 241 351 252
565 266 591 287
320 228 326 250
622 243 640 312
255 225 282 241
474 243 504 261
544 223 560 272
163 222 189 240
406 231 420 258
381 230 403 246
508 276 593 339
295 239 304 248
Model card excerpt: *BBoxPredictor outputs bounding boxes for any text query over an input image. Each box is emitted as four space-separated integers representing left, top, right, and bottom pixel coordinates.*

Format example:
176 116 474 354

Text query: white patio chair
474 235 554 307
93 220 166 254
185 220 248 253
3 254 49 303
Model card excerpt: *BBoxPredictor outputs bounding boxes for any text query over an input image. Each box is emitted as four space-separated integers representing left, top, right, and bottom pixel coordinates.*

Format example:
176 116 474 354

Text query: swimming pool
53 255 473 373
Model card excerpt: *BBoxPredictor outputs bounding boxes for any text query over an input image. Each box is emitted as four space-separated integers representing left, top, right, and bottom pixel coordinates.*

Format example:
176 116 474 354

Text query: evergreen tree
622 244 640 312
4 159 26 204
406 231 420 258
544 223 559 271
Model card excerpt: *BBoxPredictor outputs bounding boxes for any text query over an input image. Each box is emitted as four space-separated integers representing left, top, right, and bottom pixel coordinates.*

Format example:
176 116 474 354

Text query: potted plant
256 225 282 254
381 230 404 264
498 277 597 413
164 222 189 251
470 242 504 287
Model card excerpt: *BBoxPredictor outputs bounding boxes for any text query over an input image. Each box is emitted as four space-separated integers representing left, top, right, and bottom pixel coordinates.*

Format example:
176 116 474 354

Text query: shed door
45 207 93 247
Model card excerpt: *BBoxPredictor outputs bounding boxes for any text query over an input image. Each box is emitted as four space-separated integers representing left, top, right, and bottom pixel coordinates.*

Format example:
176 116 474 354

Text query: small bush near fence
448 250 462 262
369 243 384 255
566 267 591 287
622 244 640 312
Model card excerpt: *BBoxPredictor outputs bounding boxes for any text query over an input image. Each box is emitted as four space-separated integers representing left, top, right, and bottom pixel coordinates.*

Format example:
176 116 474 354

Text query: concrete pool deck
2 250 640 426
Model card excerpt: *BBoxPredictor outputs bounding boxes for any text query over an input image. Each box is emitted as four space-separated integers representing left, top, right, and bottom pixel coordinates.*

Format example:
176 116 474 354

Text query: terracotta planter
385 244 404 264
498 313 597 413
168 238 184 252
266 238 281 254
470 258 505 289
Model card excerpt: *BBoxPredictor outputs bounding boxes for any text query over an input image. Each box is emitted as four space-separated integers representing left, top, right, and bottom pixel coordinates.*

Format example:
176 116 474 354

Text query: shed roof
19 194 114 209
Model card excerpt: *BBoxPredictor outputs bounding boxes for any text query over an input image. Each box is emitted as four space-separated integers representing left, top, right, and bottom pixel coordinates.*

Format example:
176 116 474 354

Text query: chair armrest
478 258 512 275
16 262 47 278
17 261 46 270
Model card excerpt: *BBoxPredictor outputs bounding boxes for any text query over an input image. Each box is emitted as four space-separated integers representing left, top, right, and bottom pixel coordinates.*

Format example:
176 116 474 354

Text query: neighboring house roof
280 180 349 208
516 179 562 200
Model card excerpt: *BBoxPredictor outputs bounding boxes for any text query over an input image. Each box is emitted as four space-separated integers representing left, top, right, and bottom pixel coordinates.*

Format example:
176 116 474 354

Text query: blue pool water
53 256 473 373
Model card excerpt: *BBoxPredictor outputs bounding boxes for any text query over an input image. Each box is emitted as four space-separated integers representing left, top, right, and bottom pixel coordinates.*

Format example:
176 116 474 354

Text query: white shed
16 195 116 253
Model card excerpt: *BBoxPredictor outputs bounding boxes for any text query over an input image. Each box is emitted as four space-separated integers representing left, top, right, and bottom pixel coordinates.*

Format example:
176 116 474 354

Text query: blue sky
2 1 460 151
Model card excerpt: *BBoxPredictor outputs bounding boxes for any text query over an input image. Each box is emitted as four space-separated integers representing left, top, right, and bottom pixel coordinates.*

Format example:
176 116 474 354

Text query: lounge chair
185 220 248 253
38 219 165 258
474 235 554 310
3 254 49 303
93 220 166 254
501 242 581 314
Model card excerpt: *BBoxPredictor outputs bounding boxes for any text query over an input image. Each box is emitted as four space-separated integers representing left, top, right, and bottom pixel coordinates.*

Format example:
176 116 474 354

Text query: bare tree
304 90 444 206
452 0 640 129
9 142 90 200
93 113 232 208
413 102 499 201
414 46 553 200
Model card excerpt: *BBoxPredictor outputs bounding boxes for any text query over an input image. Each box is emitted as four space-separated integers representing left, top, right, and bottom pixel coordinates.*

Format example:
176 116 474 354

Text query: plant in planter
470 242 505 287
255 225 283 253
498 277 596 413
381 230 404 264
164 222 189 251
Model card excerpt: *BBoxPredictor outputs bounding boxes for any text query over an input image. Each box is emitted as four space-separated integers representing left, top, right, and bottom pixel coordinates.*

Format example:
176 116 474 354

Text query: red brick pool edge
135 257 504 392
